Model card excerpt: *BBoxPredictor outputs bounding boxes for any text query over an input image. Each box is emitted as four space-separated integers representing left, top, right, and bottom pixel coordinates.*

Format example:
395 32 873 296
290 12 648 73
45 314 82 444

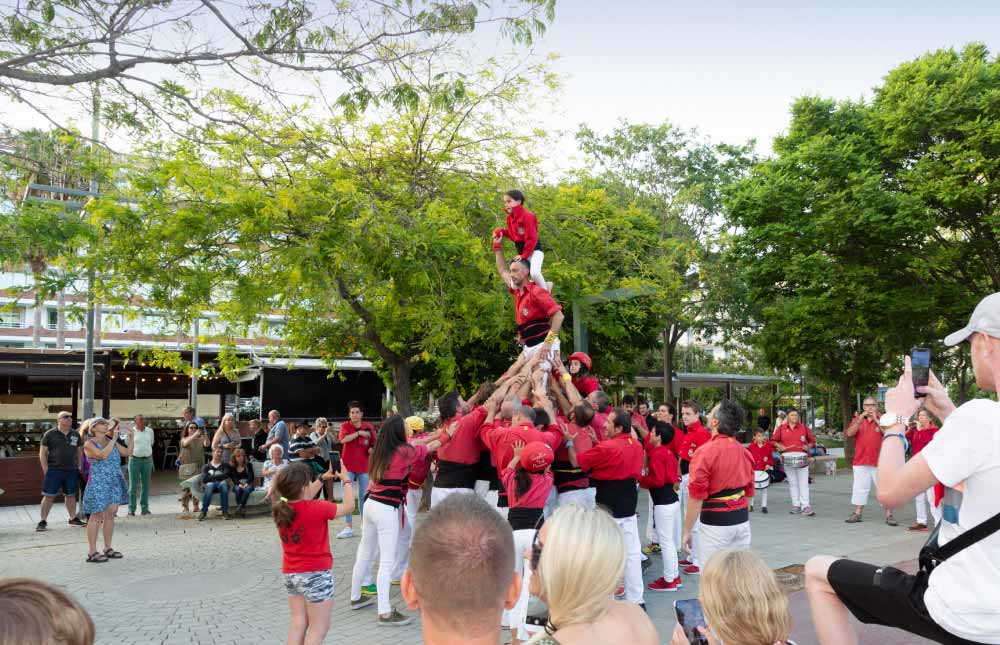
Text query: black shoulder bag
918 509 1000 576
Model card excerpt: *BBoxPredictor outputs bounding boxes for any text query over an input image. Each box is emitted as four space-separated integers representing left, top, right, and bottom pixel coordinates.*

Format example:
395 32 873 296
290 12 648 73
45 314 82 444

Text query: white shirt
130 426 155 458
921 398 1000 643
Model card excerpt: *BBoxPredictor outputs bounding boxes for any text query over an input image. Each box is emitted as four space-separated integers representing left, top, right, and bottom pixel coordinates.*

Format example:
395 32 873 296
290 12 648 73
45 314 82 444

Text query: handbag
918 508 1000 576
178 462 198 479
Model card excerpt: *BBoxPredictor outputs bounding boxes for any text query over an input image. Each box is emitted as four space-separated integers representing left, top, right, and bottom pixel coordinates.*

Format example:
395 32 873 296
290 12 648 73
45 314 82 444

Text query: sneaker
68 517 87 527
141 510 151 516
671 576 684 589
350 597 374 610
361 584 377 596
802 506 815 517
761 507 768 514
222 512 231 520
845 513 862 523
790 506 802 514
886 515 898 527
127 511 136 517
615 584 625 597
642 542 661 555
908 522 929 532
647 577 681 592
682 565 701 575
198 512 207 522
35 520 48 532
378 609 412 626
678 558 693 567
337 527 354 539
391 580 401 586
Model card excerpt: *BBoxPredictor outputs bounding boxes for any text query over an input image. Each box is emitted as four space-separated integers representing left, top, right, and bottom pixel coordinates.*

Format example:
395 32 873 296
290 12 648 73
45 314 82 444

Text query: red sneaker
678 558 693 567
615 584 625 597
647 577 681 592
671 576 683 589
682 565 701 575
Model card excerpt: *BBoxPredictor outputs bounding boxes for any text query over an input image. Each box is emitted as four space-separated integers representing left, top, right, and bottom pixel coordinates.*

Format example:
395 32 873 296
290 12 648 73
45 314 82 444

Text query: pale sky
3 0 999 163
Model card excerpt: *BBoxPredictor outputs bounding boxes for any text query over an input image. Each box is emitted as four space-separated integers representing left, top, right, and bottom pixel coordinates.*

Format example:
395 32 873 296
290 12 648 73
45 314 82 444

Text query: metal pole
190 318 199 407
81 85 100 419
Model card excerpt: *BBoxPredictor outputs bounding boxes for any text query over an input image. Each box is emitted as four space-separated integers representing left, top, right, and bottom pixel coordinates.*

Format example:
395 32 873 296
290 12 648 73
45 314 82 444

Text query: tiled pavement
0 472 934 644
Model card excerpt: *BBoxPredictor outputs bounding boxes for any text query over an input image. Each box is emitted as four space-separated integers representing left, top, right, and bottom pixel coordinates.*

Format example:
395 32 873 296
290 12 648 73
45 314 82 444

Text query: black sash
700 486 749 526
434 460 478 489
367 478 406 508
553 459 589 492
508 507 544 531
595 478 638 519
517 317 551 347
650 484 678 506
514 239 543 255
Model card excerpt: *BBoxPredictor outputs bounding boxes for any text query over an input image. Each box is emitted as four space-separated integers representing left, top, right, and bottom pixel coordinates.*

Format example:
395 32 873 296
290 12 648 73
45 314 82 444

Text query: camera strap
922 509 1000 570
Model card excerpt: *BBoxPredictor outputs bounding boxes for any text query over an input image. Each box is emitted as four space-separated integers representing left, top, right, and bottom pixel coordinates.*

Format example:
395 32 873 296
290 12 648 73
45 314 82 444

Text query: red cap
520 441 554 472
568 352 592 371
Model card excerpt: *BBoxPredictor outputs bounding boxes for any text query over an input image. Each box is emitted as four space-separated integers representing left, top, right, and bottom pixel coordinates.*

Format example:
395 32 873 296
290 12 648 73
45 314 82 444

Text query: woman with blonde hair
670 548 795 645
212 413 241 464
527 504 658 644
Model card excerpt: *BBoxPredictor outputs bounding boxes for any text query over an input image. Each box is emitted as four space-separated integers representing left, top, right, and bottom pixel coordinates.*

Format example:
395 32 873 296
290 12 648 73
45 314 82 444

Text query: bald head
407 494 515 636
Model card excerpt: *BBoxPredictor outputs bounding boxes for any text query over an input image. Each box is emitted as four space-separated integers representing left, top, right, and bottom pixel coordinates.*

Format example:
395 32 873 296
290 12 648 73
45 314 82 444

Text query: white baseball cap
944 292 1000 346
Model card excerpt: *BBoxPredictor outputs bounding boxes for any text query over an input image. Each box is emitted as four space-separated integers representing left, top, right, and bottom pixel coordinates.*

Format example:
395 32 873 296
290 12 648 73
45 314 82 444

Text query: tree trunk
31 270 43 348
839 380 855 464
56 290 65 349
391 360 414 417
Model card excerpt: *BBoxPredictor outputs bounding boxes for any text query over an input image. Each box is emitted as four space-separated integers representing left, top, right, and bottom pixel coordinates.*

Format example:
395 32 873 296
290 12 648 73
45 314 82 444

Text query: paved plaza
1 472 933 645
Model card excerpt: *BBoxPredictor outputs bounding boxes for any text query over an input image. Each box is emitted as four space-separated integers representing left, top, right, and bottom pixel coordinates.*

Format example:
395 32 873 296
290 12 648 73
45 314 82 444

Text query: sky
2 0 999 162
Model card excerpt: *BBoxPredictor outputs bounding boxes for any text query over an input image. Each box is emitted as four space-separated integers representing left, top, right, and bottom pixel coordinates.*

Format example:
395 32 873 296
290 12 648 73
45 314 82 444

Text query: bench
179 463 271 515
809 454 838 476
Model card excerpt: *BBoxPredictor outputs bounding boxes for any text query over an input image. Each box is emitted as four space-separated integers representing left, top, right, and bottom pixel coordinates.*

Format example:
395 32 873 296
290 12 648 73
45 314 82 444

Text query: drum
782 452 809 469
754 470 770 490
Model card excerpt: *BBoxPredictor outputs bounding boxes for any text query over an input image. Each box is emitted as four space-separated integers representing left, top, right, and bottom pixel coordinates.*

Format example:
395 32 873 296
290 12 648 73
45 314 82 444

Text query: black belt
594 478 639 519
507 507 543 531
131 455 152 459
434 461 479 489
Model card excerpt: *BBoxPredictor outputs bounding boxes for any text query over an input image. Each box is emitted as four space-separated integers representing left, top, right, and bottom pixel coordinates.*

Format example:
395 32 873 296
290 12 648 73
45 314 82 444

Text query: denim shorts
42 468 79 497
283 570 335 603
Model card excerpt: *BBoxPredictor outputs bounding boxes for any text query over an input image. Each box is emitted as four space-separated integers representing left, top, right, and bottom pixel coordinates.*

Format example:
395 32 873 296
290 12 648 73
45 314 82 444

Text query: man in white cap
805 293 1000 644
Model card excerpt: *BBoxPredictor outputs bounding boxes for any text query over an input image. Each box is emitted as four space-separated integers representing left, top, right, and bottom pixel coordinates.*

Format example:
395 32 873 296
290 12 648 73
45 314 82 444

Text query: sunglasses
530 515 546 571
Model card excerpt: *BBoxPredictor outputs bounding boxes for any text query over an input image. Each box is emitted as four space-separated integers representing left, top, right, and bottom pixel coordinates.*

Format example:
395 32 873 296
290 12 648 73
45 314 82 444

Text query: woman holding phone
81 418 132 562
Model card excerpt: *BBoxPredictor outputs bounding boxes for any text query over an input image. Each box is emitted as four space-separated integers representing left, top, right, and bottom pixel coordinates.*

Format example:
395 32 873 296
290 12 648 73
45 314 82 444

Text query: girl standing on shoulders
493 189 550 291
272 462 351 645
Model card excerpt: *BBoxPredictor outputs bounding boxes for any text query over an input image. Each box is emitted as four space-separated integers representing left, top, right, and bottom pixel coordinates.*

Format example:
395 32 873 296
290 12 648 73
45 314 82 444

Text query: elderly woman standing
212 413 242 464
179 421 208 515
82 418 132 563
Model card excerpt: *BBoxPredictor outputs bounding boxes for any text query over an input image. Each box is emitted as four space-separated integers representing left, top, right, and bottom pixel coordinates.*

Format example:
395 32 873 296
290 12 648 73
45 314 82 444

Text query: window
101 312 124 332
0 308 23 328
46 308 58 330
140 314 173 335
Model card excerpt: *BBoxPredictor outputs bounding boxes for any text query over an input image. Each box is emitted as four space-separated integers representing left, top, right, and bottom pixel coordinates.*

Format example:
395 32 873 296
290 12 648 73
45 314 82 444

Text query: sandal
103 548 123 559
86 552 108 563
845 513 862 523
886 516 899 527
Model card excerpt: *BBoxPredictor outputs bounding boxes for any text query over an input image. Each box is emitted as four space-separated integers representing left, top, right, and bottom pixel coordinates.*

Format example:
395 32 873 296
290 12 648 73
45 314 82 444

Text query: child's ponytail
271 463 313 529
514 466 533 501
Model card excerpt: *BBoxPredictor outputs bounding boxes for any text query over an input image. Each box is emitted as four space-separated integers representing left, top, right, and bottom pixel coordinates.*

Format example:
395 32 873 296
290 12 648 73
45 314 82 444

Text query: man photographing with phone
806 292 1000 645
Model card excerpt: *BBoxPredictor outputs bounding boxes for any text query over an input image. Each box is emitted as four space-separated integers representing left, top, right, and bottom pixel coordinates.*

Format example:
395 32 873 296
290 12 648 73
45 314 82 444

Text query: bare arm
551 377 573 415
333 466 356 519
548 310 564 337
38 445 49 475
494 247 512 285
212 429 223 450
876 433 938 509
845 415 863 437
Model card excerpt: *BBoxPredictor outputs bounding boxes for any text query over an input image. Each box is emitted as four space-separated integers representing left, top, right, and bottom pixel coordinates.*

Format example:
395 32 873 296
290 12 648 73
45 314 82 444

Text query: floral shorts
283 570 335 603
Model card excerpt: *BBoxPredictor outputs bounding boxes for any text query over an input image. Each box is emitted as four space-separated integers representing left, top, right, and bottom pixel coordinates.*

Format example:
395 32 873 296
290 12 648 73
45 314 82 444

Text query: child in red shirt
272 462 353 645
502 440 554 644
493 189 550 291
746 428 776 513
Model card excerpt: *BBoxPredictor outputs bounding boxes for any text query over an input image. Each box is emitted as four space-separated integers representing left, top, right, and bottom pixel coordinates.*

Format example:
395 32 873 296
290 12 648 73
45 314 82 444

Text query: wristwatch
878 412 909 429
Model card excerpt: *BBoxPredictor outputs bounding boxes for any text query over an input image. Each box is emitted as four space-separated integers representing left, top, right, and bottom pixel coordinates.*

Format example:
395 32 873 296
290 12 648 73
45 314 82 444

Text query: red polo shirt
481 420 561 477
339 421 376 473
639 444 680 491
906 425 939 456
631 411 649 433
577 432 644 481
678 421 711 463
407 435 434 489
688 434 755 505
501 467 554 509
852 417 882 467
510 282 560 346
503 204 540 257
552 421 594 491
437 407 488 465
747 440 776 471
590 409 609 442
368 444 428 505
572 375 600 396
771 422 815 454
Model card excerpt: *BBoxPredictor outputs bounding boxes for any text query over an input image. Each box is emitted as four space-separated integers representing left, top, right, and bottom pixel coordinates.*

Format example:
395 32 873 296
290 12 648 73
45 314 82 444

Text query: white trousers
696 521 751 567
526 249 547 290
543 487 558 518
430 486 473 508
679 474 699 563
519 337 561 375
350 498 401 615
653 502 680 581
915 486 940 526
557 487 595 509
752 471 768 508
474 479 491 498
851 465 878 507
502 528 536 640
391 489 421 580
785 453 810 508
645 493 656 543
616 515 645 605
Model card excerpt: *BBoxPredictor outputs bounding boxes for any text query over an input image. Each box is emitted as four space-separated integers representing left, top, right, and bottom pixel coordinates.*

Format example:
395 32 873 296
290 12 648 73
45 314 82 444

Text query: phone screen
911 347 931 398
674 599 709 645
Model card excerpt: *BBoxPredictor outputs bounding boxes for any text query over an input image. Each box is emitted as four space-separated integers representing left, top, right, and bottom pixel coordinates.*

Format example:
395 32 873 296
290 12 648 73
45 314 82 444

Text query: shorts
827 559 982 645
283 570 335 603
42 468 80 497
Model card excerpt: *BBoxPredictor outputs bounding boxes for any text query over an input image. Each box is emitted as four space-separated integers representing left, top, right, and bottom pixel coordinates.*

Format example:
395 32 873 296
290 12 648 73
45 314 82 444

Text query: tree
86 55 553 415
0 0 554 135
572 121 754 399
726 96 936 459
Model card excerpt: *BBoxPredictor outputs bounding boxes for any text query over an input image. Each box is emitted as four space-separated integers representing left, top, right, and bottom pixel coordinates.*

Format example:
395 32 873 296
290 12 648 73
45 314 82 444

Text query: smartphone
674 598 709 645
911 347 931 398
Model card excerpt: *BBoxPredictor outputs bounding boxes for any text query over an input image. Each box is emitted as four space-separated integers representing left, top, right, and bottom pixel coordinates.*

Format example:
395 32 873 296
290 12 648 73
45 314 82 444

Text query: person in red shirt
586 389 611 442
391 415 434 584
493 244 564 377
845 397 896 525
563 408 646 608
747 428 776 513
623 395 650 435
905 409 940 531
640 422 682 592
771 409 817 517
350 415 447 626
567 351 600 396
431 391 488 508
677 399 712 572
683 400 755 573
493 189 549 291
502 440 554 644
336 401 376 539
272 461 353 645
645 402 682 554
